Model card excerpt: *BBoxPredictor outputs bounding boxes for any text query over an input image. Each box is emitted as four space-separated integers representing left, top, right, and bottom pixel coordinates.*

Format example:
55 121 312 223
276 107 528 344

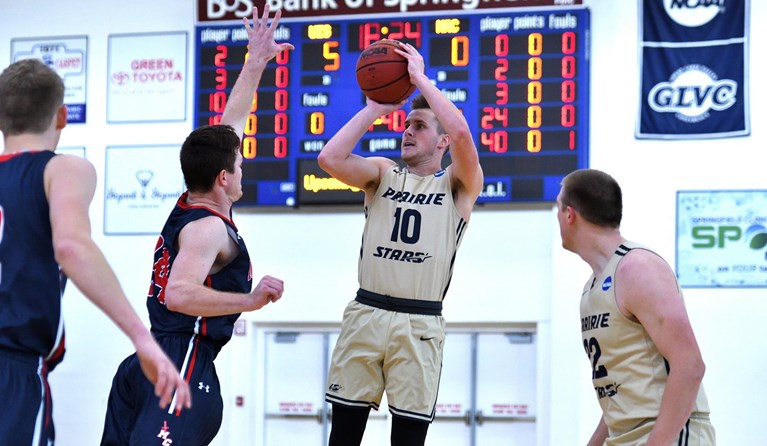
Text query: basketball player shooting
318 42 484 446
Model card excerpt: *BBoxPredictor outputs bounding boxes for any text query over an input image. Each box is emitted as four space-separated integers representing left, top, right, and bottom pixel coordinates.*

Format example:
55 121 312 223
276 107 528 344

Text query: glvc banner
637 0 750 139
676 190 767 288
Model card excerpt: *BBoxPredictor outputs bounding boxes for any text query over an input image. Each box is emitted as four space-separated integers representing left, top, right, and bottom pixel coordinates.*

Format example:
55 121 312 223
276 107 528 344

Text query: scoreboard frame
194 7 591 207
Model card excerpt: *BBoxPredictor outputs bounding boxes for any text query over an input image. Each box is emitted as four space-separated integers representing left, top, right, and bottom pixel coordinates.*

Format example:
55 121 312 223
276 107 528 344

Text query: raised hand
243 5 295 65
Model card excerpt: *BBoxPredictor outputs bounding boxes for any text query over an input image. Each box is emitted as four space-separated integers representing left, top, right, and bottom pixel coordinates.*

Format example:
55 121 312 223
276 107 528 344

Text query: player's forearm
646 361 705 445
220 58 268 136
586 416 608 446
164 281 266 316
412 73 470 138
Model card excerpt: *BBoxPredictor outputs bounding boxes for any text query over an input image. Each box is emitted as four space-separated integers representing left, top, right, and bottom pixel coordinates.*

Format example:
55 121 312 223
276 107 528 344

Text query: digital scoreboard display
194 8 590 206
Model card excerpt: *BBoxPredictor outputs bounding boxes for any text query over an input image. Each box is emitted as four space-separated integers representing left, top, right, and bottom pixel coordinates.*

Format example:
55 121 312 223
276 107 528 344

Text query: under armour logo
199 382 210 393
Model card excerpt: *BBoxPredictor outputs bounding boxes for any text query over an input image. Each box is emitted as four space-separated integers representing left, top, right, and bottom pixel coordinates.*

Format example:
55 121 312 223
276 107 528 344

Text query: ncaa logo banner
637 0 750 139
676 190 767 288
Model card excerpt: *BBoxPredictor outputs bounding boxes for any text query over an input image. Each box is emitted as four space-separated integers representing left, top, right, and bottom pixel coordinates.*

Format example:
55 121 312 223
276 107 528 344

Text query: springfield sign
676 190 767 288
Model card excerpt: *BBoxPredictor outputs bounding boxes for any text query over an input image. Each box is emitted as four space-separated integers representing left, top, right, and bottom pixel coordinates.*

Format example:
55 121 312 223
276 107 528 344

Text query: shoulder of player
180 215 230 241
616 248 670 279
44 154 97 201
614 248 677 308
46 152 95 177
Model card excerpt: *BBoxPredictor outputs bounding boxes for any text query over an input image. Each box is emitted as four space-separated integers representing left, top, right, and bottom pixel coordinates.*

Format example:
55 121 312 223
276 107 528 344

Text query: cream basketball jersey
358 165 467 302
580 242 710 437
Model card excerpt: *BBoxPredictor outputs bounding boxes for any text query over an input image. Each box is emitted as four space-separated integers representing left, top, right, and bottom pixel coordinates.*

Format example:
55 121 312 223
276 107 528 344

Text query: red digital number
494 59 508 81
276 48 290 65
275 90 288 111
561 105 576 127
275 67 289 88
495 34 508 57
209 92 227 113
562 56 576 78
215 68 227 89
372 111 406 132
386 21 422 47
359 23 381 49
274 136 288 158
495 83 509 105
480 107 508 129
214 45 227 67
480 131 508 153
275 113 288 135
562 32 576 55
561 80 575 103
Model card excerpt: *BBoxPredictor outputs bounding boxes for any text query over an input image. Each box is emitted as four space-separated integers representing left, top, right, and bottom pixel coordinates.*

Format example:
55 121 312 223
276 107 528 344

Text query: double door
260 328 537 446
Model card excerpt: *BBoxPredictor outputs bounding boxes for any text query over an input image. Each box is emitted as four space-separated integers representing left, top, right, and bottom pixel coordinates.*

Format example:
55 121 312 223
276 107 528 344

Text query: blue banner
637 0 750 139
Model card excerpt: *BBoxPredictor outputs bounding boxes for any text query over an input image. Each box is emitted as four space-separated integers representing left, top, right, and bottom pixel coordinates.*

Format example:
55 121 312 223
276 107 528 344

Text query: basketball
355 39 415 104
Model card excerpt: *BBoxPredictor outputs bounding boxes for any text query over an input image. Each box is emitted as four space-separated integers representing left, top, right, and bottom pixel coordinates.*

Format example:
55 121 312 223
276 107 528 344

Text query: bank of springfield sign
676 190 767 288
637 0 750 139
196 0 583 20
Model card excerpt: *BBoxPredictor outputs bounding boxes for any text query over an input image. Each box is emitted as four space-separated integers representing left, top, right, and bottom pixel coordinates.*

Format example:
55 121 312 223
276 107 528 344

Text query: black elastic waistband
355 289 442 316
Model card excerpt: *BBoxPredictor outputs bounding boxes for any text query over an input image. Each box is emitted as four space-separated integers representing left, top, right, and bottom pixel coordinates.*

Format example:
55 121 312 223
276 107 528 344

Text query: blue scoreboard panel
194 8 590 206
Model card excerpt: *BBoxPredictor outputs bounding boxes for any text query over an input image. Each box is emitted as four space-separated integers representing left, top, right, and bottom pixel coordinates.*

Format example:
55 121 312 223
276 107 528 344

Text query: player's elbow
317 150 330 171
52 236 88 273
690 356 706 383
317 149 339 174
673 354 706 384
163 283 187 312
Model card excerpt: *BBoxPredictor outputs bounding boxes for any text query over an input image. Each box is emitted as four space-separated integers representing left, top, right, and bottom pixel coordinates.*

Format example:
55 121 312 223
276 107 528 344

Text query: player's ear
565 205 577 224
55 105 67 130
437 133 450 150
217 169 228 186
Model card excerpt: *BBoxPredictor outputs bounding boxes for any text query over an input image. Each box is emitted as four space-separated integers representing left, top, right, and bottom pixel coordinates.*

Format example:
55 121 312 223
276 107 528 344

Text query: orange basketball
355 39 415 104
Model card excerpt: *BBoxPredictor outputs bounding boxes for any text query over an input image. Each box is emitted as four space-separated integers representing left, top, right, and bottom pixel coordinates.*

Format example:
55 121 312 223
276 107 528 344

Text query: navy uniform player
0 59 190 444
556 169 715 446
100 6 290 445
319 42 484 446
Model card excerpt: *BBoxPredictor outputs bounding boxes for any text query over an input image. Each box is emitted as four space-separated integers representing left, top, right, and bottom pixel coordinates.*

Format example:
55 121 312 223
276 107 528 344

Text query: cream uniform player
326 164 466 419
581 242 715 445
319 41 483 446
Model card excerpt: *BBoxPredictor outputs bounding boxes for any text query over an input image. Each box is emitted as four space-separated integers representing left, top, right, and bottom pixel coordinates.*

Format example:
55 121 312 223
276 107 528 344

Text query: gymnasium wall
1 0 764 444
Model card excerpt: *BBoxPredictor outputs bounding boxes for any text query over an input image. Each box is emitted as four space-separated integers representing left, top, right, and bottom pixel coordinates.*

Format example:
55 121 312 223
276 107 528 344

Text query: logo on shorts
419 336 435 341
157 420 173 445
328 384 342 393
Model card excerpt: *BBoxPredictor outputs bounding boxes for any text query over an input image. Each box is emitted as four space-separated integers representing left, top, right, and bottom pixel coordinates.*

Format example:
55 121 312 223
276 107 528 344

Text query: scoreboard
194 8 590 206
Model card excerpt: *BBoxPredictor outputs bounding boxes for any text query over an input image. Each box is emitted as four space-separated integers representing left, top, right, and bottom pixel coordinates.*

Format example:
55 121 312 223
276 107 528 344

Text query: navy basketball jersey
0 151 66 362
146 192 252 355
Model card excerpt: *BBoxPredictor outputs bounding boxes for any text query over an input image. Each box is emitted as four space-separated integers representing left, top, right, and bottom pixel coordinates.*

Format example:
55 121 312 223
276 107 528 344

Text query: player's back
0 151 63 357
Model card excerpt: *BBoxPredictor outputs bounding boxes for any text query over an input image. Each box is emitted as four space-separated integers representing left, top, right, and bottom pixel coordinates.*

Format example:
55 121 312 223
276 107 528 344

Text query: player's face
227 151 244 202
555 188 573 252
401 109 443 164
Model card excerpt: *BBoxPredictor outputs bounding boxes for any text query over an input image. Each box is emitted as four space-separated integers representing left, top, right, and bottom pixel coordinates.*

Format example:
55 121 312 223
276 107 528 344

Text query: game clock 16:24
194 8 590 207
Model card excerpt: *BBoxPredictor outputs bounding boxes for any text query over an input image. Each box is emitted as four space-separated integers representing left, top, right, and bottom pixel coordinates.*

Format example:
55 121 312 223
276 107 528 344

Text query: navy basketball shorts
101 335 223 446
0 351 54 446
